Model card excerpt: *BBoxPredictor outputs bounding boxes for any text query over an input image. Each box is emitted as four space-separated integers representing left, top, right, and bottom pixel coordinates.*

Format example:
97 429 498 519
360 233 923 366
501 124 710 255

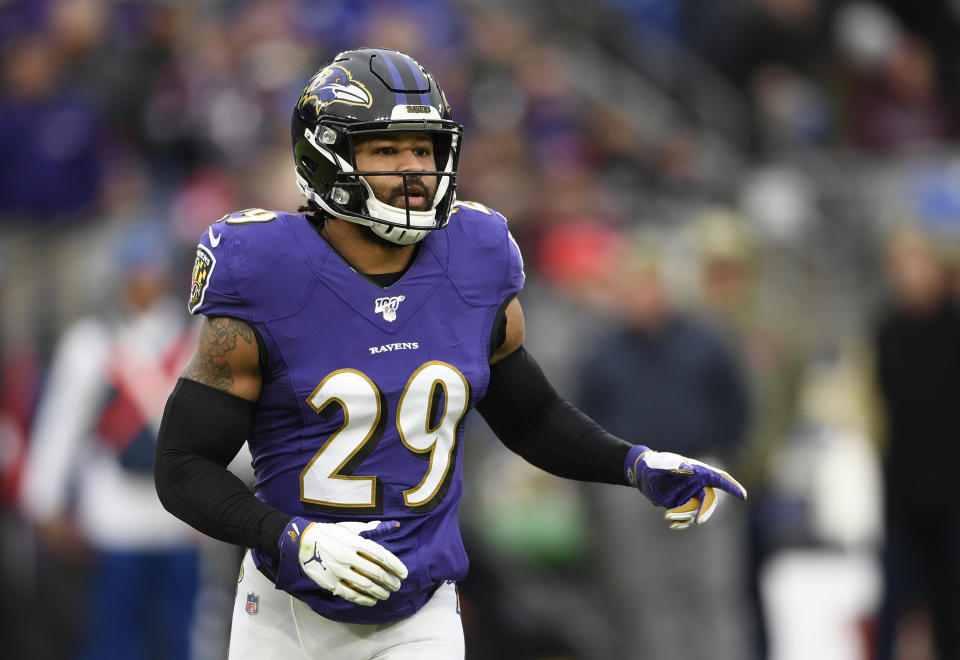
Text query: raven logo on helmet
298 65 372 113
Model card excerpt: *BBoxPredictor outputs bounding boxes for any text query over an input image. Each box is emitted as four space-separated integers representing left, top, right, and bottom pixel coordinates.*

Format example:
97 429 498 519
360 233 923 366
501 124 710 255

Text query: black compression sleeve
154 378 290 562
476 347 632 485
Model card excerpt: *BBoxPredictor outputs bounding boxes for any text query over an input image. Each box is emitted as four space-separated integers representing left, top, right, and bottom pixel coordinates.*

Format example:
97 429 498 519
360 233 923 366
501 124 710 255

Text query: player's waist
250 514 468 625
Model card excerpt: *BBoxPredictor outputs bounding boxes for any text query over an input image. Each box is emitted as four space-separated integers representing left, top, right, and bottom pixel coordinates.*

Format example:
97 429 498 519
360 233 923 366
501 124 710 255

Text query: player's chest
263 278 492 405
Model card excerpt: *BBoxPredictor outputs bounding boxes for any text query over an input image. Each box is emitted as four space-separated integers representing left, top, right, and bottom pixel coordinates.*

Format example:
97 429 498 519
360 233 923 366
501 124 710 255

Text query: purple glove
357 519 401 540
625 445 747 529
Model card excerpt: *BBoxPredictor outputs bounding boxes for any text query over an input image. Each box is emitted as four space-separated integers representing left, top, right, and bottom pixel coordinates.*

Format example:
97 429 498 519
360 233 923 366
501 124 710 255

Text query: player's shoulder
203 208 298 246
446 200 512 244
429 200 525 304
203 207 317 255
189 208 317 319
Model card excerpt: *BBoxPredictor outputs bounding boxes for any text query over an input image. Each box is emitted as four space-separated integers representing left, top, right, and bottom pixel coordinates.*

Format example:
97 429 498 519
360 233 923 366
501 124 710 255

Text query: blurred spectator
749 63 831 150
0 31 103 218
871 225 960 660
701 0 829 89
870 0 960 108
691 208 809 660
19 222 202 660
0 333 43 658
847 31 957 152
576 234 751 660
695 0 833 154
0 30 107 355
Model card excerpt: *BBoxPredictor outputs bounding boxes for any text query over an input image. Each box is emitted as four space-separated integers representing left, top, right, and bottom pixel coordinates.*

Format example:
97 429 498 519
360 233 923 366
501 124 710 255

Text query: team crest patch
374 295 405 322
298 65 372 114
245 592 259 615
188 244 216 314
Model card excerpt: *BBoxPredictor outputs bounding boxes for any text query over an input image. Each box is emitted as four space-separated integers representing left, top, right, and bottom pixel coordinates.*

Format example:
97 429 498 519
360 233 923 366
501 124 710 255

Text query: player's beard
359 176 436 249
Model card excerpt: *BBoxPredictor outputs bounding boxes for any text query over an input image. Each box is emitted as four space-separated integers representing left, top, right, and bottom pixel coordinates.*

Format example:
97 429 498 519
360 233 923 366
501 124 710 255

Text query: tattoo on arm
182 317 257 391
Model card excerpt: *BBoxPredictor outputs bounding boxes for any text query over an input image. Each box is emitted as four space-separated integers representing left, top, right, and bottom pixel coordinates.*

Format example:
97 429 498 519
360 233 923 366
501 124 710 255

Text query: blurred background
2 0 960 659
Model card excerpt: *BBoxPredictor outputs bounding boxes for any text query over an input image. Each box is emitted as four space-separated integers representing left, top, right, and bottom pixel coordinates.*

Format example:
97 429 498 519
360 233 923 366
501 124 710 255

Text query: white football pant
228 550 464 659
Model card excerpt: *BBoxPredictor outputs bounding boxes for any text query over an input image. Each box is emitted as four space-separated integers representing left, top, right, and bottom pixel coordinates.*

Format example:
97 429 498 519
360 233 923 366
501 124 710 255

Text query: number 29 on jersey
301 361 469 515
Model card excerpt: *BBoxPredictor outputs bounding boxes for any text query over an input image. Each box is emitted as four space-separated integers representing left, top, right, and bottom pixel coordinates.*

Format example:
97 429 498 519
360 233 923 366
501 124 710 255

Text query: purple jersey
188 203 524 624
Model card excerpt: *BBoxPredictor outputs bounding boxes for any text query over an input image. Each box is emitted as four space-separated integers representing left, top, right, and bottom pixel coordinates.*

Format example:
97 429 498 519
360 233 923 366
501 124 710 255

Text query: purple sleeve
187 222 248 318
186 210 313 322
441 203 525 306
501 223 525 302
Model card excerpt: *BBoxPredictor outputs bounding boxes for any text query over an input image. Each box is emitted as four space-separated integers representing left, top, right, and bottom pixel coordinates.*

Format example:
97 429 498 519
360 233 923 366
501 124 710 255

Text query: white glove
282 518 408 606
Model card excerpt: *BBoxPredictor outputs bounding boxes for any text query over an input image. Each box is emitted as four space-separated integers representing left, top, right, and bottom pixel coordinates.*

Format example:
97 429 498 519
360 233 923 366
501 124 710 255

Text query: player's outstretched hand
280 517 408 606
624 445 747 530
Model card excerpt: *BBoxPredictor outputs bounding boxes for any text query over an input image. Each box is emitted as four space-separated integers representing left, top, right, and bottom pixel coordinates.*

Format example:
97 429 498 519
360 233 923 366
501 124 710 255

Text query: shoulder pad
188 209 317 321
433 201 525 305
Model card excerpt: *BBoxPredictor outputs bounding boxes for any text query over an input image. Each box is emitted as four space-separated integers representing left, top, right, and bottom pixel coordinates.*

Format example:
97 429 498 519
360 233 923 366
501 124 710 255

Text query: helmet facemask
292 49 464 246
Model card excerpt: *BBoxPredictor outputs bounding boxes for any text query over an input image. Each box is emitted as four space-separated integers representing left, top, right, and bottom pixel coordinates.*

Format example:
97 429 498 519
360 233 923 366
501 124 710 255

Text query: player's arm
479 297 630 484
181 315 263 400
477 298 747 528
155 316 407 603
154 316 290 560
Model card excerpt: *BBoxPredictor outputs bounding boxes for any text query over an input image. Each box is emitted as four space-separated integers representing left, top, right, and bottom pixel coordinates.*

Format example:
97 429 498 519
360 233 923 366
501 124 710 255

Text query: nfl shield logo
246 592 259 615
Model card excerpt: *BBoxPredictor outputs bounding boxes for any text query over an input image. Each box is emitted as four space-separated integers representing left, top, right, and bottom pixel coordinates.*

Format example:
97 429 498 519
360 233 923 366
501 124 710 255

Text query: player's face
354 132 438 212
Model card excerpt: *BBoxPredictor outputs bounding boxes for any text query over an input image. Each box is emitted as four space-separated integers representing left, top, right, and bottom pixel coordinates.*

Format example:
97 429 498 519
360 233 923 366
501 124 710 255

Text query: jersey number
301 361 470 514
218 208 277 224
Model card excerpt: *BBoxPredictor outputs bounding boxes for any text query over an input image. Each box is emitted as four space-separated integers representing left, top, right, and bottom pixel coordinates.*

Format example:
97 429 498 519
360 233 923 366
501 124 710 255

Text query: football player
155 48 748 659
